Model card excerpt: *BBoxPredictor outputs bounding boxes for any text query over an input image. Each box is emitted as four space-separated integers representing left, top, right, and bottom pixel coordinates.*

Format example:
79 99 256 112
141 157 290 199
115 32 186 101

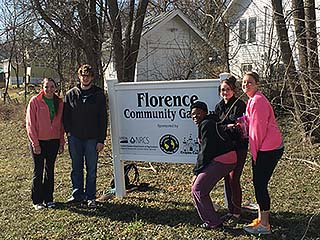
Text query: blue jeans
68 135 98 200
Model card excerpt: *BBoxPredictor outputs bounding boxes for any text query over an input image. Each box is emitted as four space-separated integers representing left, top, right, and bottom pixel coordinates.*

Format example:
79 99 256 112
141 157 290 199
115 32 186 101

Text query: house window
239 17 257 44
241 63 252 73
248 17 257 43
239 19 247 44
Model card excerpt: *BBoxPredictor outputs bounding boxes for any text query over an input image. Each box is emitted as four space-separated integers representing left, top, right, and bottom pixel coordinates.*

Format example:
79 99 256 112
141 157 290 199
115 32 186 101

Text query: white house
222 0 320 77
1 58 59 86
104 9 214 82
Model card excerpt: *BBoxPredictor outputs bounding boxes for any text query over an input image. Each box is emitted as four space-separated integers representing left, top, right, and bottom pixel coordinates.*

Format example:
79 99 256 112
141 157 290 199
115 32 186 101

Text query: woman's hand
33 145 41 155
96 143 104 152
58 145 64 154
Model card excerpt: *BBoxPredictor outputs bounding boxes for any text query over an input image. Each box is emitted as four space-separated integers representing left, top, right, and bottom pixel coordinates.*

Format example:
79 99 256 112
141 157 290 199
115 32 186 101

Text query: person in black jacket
191 101 237 230
215 74 248 225
63 64 107 208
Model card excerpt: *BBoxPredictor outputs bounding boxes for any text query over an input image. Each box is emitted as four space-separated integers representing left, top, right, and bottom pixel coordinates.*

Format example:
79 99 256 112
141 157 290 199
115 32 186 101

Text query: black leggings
30 139 60 204
252 147 284 211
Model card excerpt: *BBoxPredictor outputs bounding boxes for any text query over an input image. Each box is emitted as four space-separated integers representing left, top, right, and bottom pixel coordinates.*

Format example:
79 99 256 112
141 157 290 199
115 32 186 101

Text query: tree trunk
292 0 308 73
4 58 11 104
291 0 310 101
14 55 20 88
107 0 149 83
304 0 320 141
32 0 105 88
77 0 103 86
273 0 320 142
304 0 320 87
272 0 305 130
123 0 135 82
124 0 149 82
107 0 124 82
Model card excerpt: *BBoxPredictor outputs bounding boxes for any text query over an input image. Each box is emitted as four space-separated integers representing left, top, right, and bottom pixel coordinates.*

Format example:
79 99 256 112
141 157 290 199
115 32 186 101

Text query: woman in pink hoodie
26 78 65 210
241 72 284 235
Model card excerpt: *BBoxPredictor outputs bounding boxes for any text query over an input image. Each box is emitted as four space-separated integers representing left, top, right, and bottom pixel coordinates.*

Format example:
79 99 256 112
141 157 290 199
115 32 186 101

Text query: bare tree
147 0 228 77
107 0 149 82
0 0 35 103
272 0 320 142
292 0 308 74
31 0 108 87
30 0 151 84
304 0 319 80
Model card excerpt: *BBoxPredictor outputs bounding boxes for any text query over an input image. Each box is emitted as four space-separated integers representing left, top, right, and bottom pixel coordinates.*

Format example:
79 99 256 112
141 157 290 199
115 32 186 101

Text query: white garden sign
107 79 220 197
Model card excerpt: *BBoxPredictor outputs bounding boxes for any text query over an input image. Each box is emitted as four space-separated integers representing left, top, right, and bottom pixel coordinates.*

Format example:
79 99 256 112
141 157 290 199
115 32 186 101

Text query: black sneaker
220 213 233 222
45 202 55 208
33 203 45 210
66 197 83 205
199 222 223 230
87 200 96 208
226 216 241 227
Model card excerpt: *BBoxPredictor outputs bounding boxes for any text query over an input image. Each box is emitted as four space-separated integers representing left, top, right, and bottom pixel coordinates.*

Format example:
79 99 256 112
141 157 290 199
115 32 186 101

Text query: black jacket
63 85 107 143
193 116 235 175
214 96 248 150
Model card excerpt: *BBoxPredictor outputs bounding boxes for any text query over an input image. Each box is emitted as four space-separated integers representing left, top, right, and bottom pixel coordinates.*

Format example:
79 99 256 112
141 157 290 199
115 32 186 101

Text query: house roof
142 9 209 44
102 9 215 53
220 0 253 24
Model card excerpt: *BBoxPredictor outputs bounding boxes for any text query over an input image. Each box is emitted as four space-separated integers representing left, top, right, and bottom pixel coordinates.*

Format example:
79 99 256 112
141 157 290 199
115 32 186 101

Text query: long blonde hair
244 71 260 83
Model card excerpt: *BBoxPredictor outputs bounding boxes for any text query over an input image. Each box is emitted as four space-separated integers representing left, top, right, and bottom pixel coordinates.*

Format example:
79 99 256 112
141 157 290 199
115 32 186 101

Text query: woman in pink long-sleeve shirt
241 72 284 235
26 78 65 210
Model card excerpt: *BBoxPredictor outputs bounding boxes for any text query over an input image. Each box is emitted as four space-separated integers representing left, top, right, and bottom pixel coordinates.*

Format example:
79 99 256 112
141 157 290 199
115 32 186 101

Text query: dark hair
190 101 208 113
218 75 237 94
78 64 94 77
244 71 260 83
42 77 61 115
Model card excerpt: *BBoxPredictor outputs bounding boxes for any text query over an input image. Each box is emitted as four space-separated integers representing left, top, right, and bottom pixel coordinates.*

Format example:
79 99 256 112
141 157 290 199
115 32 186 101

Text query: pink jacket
246 91 283 161
26 90 65 147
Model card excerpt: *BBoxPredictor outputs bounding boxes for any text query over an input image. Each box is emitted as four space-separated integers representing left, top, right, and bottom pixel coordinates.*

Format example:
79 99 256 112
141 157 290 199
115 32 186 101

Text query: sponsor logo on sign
129 136 150 144
119 137 128 143
159 134 179 154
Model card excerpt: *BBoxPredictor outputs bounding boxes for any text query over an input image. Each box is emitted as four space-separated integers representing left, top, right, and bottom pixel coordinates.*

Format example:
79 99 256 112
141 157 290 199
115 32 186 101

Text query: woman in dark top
191 101 237 230
214 74 248 225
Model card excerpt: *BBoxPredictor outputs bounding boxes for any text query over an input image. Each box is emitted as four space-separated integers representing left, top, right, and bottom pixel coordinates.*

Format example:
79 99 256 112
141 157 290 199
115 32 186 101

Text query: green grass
0 103 319 239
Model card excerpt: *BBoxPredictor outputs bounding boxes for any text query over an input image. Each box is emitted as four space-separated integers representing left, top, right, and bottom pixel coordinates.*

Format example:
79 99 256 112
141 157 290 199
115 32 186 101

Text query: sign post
107 79 220 197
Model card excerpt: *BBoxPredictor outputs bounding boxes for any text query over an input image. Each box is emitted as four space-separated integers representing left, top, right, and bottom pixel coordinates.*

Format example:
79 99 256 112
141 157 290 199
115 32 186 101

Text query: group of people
26 64 107 210
26 65 283 235
191 71 284 235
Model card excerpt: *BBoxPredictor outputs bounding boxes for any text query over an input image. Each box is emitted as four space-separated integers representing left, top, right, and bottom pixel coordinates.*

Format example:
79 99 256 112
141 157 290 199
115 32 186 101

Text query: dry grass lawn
0 102 319 240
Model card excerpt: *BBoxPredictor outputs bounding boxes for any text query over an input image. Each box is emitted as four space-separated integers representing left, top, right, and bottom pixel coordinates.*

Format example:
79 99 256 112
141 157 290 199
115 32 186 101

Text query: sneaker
246 218 260 227
66 197 83 205
33 203 44 210
242 202 259 213
45 202 55 208
199 222 223 230
244 222 271 235
226 215 241 227
220 213 233 222
87 199 96 208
